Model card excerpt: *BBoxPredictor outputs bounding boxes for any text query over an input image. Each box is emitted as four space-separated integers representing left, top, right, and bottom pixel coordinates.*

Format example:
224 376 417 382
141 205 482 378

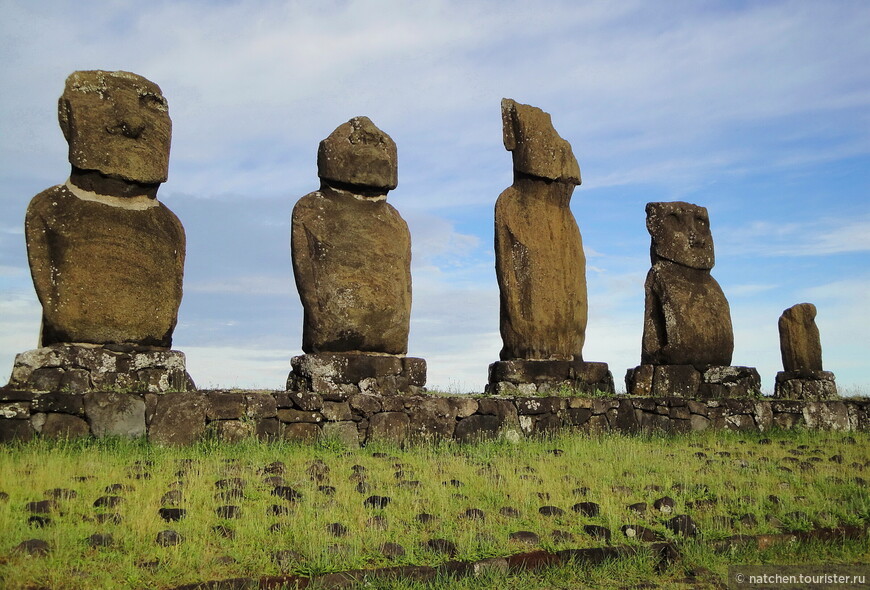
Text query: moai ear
58 97 73 143
501 98 518 151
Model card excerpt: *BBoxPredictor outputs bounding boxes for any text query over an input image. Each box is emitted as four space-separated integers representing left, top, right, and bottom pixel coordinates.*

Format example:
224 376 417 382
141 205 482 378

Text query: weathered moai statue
6 70 194 393
486 99 613 396
287 116 426 403
774 303 838 399
626 202 759 398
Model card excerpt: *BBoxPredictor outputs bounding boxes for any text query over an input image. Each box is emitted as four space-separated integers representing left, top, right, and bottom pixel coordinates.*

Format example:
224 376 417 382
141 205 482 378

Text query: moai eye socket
139 93 167 111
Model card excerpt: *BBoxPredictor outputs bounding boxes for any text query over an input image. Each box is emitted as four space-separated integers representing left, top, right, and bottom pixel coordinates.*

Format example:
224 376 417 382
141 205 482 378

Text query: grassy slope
0 428 867 589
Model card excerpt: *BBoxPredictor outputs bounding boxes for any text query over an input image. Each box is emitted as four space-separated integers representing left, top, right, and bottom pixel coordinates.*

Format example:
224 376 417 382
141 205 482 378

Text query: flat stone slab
625 365 761 398
7 344 195 393
486 359 614 395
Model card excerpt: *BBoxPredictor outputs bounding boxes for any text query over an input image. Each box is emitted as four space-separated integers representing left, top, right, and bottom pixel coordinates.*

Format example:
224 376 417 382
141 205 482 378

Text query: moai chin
774 303 838 399
288 116 426 398
7 70 194 394
626 201 759 398
486 99 613 396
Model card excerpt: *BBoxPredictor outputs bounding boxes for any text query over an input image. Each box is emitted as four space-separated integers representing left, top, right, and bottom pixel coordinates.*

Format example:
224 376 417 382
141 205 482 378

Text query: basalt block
774 370 838 401
626 365 761 399
486 359 614 396
287 353 426 396
7 344 195 393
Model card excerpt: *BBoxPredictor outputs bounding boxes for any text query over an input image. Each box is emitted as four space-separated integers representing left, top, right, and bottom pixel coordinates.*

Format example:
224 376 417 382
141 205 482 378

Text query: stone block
0 402 31 419
611 399 639 433
349 393 382 414
516 397 562 415
291 391 323 412
321 402 352 421
687 400 708 416
653 365 701 397
0 418 35 442
207 420 253 442
689 414 710 431
277 409 323 424
245 393 278 418
31 393 85 415
626 365 654 396
408 408 455 440
83 392 146 438
368 412 409 444
535 413 562 435
321 421 361 448
149 394 207 445
41 413 90 439
563 408 592 426
280 422 320 443
403 357 427 387
255 418 279 441
453 414 501 443
206 393 245 420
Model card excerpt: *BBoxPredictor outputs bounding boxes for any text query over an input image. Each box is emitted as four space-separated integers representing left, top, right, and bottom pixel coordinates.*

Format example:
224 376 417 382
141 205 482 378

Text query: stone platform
1 389 867 445
486 359 614 396
7 344 195 393
286 353 426 398
774 370 838 401
625 365 761 399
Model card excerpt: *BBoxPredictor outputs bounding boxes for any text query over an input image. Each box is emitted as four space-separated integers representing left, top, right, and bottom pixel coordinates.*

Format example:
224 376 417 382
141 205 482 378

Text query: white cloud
720 216 870 257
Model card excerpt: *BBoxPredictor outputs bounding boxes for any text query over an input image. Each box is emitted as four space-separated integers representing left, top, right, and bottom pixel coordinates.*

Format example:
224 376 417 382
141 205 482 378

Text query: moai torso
495 99 586 361
291 116 411 355
25 71 185 348
641 202 733 368
779 303 823 373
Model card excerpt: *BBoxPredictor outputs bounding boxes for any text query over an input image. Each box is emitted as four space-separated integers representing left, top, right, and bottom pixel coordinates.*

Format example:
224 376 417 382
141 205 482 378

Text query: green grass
0 429 867 589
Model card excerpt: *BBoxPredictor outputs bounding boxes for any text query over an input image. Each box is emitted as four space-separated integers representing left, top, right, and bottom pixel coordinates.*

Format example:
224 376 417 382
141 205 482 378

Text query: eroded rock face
291 117 411 354
641 202 733 368
25 70 184 348
495 99 586 361
779 303 823 374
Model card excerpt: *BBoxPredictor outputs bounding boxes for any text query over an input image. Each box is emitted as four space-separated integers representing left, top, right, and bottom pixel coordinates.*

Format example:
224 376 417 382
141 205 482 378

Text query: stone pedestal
774 370 838 400
485 359 614 396
286 353 426 398
625 365 760 398
7 344 195 393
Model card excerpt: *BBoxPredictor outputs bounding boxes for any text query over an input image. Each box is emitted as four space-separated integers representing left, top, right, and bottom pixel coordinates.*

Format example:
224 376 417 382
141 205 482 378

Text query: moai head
646 201 714 270
317 116 398 192
501 98 580 184
58 70 171 185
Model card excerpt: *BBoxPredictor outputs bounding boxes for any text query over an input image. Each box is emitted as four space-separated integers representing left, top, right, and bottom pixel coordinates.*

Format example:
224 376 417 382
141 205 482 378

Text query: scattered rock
584 525 611 543
538 506 564 517
462 508 485 520
628 502 647 516
509 531 540 544
160 490 183 506
96 513 122 525
552 530 575 543
159 508 187 522
380 542 405 559
45 488 77 500
268 504 290 516
572 502 600 517
364 495 391 509
665 514 699 537
28 515 52 528
653 496 675 513
212 525 235 539
86 533 114 548
14 539 50 556
621 524 662 542
94 496 124 509
155 530 183 547
499 506 520 518
424 538 457 557
272 486 302 502
216 505 241 519
26 500 57 514
367 516 388 530
271 550 305 569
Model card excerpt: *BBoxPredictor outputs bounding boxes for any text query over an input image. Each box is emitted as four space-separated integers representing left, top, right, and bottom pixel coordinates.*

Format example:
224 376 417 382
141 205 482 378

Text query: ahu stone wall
1 389 867 445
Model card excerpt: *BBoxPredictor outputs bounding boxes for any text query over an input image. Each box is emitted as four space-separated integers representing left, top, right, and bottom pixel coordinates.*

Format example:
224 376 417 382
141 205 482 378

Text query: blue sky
1 0 868 394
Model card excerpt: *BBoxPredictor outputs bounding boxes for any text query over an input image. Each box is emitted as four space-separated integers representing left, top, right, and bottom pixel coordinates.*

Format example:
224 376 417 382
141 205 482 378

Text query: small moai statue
486 99 613 396
626 202 760 398
774 303 838 399
6 70 194 393
287 116 426 399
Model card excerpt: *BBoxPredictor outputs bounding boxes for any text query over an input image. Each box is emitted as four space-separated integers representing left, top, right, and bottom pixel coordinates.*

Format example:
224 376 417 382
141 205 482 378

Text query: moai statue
486 99 613 396
287 116 426 399
774 303 838 399
626 202 759 398
6 70 194 393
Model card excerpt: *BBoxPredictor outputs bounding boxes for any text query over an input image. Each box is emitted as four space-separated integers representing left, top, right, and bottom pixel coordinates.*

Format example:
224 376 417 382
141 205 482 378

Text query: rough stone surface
292 117 411 356
317 116 398 191
642 202 733 368
626 365 760 399
368 412 409 444
149 394 207 445
8 344 194 393
495 100 585 362
83 392 146 437
774 371 838 400
778 303 824 374
287 353 426 396
486 360 614 395
41 413 89 439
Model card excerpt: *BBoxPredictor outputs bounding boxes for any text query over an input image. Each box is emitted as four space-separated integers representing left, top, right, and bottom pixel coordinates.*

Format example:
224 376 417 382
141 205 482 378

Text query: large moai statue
626 202 759 398
6 70 194 393
774 303 838 399
287 116 426 399
486 99 613 395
